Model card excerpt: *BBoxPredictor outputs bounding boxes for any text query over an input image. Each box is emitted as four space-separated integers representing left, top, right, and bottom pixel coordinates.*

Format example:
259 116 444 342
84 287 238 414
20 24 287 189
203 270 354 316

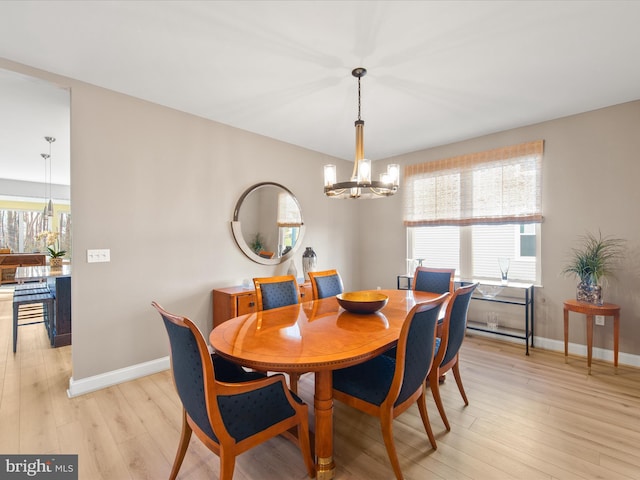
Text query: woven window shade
277 193 302 227
403 140 543 227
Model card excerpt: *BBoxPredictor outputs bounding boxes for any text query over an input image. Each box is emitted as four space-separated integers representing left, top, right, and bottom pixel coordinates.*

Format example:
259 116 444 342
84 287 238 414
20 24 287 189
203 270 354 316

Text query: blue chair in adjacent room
427 282 478 431
13 289 55 352
308 269 344 300
413 266 456 294
332 293 449 480
152 301 315 480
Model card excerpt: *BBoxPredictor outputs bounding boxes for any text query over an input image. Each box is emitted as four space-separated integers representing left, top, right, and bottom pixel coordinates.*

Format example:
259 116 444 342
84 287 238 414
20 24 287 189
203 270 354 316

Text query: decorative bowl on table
476 285 503 299
336 291 389 314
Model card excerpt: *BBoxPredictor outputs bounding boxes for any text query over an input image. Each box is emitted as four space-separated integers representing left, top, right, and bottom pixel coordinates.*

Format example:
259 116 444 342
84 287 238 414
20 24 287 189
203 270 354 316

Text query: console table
397 274 535 355
212 280 311 327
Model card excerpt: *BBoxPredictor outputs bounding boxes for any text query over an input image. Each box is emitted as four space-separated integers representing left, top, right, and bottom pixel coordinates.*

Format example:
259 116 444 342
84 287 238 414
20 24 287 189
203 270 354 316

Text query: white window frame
408 223 541 284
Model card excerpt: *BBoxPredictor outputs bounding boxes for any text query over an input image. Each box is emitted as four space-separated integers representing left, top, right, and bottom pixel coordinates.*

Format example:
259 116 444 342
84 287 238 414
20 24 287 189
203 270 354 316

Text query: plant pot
50 257 63 268
577 281 602 305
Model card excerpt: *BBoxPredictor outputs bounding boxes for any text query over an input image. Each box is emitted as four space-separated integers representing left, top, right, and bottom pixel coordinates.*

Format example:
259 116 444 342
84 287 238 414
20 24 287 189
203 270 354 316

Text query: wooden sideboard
0 253 46 284
212 281 311 327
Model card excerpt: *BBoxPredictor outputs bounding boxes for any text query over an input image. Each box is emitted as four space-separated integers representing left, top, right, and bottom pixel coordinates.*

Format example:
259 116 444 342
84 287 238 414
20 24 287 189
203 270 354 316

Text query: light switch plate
87 249 111 263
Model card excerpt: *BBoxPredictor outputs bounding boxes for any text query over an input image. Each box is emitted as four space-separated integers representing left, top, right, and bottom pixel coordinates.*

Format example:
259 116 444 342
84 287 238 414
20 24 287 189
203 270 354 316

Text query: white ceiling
1 1 640 186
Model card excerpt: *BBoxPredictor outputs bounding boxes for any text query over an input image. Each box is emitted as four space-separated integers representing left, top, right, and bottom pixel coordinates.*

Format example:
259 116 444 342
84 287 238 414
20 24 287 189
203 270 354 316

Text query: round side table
563 299 620 374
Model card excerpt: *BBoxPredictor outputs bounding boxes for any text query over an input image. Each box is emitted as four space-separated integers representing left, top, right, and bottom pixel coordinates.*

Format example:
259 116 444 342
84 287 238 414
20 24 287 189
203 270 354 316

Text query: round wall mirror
231 182 305 265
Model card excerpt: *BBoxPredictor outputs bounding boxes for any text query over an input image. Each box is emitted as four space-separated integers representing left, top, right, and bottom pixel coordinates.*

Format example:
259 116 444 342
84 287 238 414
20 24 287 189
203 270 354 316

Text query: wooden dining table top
209 289 442 373
209 288 444 480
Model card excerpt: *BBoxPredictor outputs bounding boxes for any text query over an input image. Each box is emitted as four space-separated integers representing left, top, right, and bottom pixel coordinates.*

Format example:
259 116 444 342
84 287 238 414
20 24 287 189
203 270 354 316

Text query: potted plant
561 230 624 305
249 233 265 254
37 230 66 268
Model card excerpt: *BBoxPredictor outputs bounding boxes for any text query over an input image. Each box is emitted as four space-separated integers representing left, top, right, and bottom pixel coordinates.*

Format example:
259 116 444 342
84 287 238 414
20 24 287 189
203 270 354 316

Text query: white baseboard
468 329 640 367
533 336 640 368
67 356 170 398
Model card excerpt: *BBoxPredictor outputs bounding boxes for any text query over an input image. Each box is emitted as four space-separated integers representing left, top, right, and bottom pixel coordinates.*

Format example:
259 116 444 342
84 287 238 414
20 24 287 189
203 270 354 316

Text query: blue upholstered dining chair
332 293 449 480
253 274 300 311
412 266 456 294
308 269 344 300
151 301 315 480
427 282 478 431
253 274 303 392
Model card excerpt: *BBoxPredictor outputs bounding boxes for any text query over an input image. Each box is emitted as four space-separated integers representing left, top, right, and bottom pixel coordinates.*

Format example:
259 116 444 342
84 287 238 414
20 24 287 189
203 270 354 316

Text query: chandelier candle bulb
387 164 400 186
357 159 371 183
324 164 336 187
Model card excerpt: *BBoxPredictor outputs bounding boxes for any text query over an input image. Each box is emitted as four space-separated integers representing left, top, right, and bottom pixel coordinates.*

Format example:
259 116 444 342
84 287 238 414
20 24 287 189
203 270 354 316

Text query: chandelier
41 136 55 225
323 68 399 199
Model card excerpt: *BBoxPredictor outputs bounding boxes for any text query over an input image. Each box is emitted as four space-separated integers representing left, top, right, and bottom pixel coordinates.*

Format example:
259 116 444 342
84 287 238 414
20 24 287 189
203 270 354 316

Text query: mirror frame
231 182 305 265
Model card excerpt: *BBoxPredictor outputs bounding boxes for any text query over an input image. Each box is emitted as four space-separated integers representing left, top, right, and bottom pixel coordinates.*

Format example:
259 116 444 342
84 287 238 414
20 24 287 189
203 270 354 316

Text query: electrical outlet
595 315 605 326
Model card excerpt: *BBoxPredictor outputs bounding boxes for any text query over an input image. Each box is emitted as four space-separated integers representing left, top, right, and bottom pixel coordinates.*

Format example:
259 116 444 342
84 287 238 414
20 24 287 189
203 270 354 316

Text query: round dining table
209 288 441 480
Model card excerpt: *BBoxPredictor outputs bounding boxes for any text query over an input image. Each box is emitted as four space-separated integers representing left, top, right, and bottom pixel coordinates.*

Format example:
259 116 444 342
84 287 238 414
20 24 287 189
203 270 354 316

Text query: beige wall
0 58 360 381
3 56 639 385
363 100 640 358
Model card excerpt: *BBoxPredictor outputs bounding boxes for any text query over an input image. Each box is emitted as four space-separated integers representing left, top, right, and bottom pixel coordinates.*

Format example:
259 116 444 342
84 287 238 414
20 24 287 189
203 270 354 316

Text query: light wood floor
1 287 640 480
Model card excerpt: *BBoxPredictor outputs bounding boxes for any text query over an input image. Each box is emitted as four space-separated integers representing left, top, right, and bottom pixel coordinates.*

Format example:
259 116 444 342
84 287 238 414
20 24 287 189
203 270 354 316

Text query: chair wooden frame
152 301 315 480
412 266 456 294
253 275 301 311
428 282 478 431
332 293 449 480
308 269 344 300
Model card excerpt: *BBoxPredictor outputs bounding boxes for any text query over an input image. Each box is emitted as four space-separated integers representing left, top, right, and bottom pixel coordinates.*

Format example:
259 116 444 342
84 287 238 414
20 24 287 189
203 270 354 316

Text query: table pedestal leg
314 370 335 480
564 307 569 363
586 314 594 375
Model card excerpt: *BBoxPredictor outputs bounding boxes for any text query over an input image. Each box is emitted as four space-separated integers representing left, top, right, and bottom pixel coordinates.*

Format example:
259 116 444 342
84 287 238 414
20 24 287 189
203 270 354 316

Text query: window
0 207 72 257
519 224 536 258
0 209 47 253
277 192 302 255
404 141 543 284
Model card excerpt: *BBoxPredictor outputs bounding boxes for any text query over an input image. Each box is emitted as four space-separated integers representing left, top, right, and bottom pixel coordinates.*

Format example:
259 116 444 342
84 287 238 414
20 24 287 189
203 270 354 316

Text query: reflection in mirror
231 182 305 265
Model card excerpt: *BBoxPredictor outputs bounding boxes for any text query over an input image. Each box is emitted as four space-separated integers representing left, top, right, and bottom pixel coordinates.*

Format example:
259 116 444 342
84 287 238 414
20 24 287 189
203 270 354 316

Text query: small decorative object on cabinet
561 230 624 306
302 247 317 280
498 257 510 284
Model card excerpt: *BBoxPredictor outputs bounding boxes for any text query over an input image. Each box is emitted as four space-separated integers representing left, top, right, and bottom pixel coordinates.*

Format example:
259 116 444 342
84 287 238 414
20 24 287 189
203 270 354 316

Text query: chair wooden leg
451 360 469 406
416 391 437 450
297 419 316 478
429 369 451 431
219 452 236 480
380 411 403 480
169 409 192 480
